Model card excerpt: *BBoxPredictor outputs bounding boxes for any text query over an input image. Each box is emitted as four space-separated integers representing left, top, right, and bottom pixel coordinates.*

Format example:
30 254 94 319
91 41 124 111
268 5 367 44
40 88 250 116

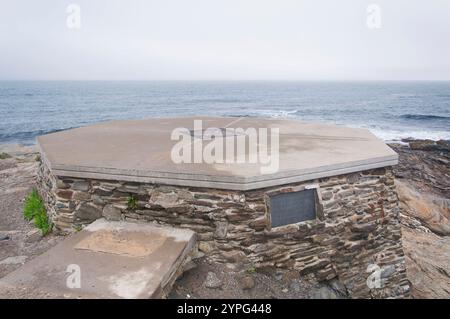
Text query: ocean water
0 81 449 145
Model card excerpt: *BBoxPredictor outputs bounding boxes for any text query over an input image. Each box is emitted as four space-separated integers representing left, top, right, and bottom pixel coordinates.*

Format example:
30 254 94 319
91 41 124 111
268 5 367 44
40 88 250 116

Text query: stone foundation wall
37 160 410 298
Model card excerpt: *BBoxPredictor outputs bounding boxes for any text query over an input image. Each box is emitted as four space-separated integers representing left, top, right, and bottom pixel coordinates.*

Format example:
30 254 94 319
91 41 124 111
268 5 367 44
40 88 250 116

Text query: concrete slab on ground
0 219 196 299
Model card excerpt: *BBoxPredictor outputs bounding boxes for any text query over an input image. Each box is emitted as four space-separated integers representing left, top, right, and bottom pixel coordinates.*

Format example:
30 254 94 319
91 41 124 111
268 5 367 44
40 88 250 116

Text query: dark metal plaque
269 189 317 227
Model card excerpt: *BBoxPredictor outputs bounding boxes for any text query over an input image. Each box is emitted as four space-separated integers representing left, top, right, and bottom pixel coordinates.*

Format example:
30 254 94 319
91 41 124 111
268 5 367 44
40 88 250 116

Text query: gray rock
151 191 179 208
329 279 347 296
289 281 301 293
56 180 70 189
72 191 90 201
183 260 197 272
103 204 122 221
310 279 348 299
55 189 73 200
192 251 205 260
408 140 450 152
310 286 339 299
204 271 222 289
214 221 228 239
25 229 42 243
198 241 214 254
239 276 255 290
93 186 113 196
0 233 10 241
0 256 27 265
351 222 376 233
381 265 396 278
72 181 90 191
56 202 68 209
274 270 283 281
92 196 105 206
75 202 102 221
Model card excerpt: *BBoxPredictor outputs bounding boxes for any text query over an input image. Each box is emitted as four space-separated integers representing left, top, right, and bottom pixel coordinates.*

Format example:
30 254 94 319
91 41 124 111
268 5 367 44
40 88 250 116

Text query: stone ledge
37 117 398 191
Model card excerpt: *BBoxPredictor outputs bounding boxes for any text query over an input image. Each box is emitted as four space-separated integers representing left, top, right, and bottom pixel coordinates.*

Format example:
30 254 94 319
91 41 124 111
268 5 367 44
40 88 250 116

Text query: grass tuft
23 189 51 235
246 266 257 275
127 195 138 210
23 189 41 220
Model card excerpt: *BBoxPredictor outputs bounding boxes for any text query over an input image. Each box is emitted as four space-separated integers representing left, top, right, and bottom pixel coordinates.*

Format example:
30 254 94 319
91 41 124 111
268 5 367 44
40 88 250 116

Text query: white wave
249 109 299 118
367 129 450 142
222 111 450 142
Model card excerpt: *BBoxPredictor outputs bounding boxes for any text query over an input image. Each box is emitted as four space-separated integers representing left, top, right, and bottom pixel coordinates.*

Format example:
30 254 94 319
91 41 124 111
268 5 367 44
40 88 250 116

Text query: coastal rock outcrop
389 141 450 298
397 181 450 236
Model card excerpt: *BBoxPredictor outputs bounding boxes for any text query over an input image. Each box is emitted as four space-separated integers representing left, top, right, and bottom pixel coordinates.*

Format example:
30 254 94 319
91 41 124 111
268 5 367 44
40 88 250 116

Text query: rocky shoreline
392 139 449 197
389 140 450 298
0 139 449 299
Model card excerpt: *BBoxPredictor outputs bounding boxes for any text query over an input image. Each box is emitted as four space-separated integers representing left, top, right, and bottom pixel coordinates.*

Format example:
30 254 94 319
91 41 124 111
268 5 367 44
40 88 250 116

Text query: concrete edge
154 231 197 298
47 157 398 191
84 219 196 242
37 133 398 191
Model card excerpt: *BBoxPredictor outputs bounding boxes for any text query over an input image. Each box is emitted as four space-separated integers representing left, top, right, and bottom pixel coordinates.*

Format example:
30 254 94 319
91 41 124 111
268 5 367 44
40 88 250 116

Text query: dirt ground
169 258 320 299
0 145 63 279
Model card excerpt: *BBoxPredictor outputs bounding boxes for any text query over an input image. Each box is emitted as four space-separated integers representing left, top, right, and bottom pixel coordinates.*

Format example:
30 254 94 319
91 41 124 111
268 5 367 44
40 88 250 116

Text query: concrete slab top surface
37 117 398 190
0 220 196 299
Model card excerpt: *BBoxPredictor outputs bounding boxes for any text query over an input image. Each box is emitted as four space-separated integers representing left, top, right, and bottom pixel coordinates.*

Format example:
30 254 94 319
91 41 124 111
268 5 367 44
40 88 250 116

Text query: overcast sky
1 0 450 80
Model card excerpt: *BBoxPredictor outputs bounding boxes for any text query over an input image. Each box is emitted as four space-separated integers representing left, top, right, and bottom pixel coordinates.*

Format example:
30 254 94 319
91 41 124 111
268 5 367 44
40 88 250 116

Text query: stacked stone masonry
37 160 410 298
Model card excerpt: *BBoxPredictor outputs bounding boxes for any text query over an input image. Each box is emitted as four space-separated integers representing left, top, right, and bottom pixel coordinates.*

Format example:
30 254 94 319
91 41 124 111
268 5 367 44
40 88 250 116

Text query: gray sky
1 0 450 80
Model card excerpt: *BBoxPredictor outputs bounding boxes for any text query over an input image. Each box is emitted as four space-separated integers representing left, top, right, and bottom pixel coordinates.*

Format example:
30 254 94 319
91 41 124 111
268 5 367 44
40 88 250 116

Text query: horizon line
1 79 450 82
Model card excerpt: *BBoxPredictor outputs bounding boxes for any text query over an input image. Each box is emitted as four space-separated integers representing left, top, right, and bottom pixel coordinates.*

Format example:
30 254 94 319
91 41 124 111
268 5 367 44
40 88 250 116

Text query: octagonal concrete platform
37 117 397 190
0 220 196 299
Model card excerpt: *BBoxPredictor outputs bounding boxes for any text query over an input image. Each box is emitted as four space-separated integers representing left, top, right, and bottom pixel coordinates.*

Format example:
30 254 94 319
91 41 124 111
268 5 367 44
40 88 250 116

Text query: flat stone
56 189 73 200
56 180 70 189
351 222 377 233
75 202 102 221
150 192 179 208
72 181 90 191
381 265 396 278
0 256 27 265
103 204 122 221
72 191 91 201
92 196 105 206
214 221 228 239
37 117 397 191
0 219 196 299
